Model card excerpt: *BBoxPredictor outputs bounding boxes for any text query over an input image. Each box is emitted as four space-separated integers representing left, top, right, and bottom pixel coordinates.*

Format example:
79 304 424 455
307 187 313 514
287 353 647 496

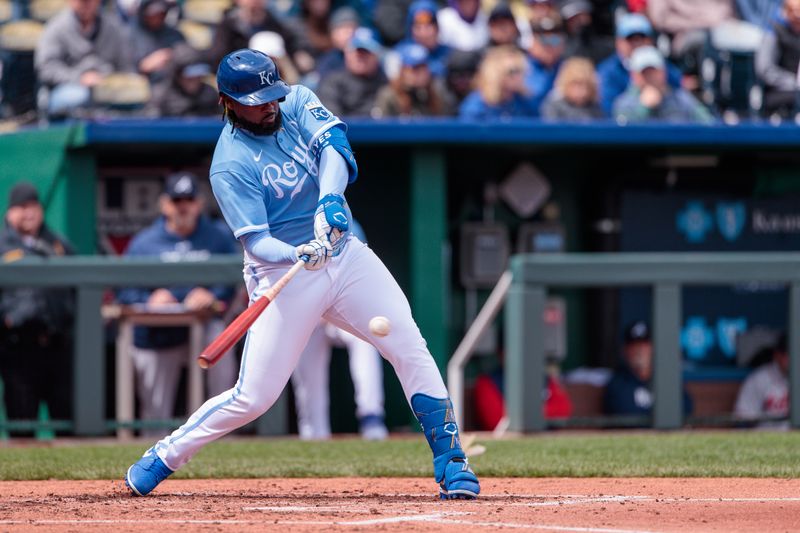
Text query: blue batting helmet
217 49 291 106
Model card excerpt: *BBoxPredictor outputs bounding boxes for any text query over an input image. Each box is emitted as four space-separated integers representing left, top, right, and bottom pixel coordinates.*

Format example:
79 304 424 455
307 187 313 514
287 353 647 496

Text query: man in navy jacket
117 172 239 435
604 321 693 419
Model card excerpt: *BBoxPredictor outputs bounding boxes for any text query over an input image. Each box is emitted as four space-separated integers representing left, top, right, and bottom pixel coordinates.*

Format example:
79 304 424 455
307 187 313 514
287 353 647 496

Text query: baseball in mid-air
369 316 391 337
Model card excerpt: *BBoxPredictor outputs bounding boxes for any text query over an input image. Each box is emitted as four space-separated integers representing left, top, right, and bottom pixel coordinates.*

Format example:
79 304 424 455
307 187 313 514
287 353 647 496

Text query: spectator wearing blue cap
459 45 539 119
391 0 451 79
438 0 490 52
613 46 713 123
596 12 683 114
376 43 447 117
317 27 388 117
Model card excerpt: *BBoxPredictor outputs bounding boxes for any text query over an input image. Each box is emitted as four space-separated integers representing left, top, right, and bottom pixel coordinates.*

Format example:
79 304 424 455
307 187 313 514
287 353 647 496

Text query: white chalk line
0 517 657 533
3 495 800 531
242 505 368 513
511 496 650 507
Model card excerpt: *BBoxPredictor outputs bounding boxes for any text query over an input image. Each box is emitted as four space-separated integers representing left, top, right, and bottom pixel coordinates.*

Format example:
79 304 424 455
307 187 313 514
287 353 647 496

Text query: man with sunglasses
525 14 567 114
117 172 238 436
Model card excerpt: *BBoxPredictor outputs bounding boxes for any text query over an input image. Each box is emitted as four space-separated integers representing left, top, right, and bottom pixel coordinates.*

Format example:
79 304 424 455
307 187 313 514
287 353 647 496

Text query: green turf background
1 432 799 480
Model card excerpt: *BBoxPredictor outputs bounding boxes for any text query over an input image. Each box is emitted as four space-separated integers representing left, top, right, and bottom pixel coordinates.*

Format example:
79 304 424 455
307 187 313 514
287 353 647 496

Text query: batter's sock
411 393 479 498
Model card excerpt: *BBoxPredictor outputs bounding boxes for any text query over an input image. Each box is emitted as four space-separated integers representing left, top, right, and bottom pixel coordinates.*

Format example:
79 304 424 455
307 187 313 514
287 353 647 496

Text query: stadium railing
0 255 294 437
505 252 800 431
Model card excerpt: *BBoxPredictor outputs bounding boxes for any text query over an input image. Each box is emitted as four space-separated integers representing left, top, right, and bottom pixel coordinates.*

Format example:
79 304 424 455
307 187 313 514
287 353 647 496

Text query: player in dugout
124 49 480 500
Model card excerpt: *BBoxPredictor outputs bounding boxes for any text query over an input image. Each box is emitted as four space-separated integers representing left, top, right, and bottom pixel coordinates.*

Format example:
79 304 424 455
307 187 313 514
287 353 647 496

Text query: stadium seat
92 73 151 109
29 0 65 21
699 20 764 123
182 0 231 25
0 0 12 24
178 19 213 51
0 20 43 117
0 19 43 51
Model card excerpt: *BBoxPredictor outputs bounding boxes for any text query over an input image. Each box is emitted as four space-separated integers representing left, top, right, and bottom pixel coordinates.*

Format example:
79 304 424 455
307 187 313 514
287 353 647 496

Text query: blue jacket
603 363 694 418
117 215 238 349
735 0 781 29
525 57 561 115
458 90 539 120
597 53 683 115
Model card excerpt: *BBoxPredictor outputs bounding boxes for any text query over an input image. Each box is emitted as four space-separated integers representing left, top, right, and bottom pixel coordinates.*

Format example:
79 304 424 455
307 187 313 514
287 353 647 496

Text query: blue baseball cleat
439 458 480 500
125 447 174 496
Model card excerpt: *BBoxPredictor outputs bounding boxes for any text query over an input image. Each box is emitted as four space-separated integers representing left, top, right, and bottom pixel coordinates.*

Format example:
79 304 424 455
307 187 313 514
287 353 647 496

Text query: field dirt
1 477 799 532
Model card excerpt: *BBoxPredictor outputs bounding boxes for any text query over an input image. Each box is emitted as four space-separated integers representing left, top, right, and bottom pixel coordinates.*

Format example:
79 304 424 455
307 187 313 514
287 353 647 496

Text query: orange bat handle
197 259 306 369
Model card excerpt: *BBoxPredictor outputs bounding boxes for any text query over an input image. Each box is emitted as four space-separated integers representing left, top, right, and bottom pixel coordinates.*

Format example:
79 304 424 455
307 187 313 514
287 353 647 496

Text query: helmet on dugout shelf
217 49 291 106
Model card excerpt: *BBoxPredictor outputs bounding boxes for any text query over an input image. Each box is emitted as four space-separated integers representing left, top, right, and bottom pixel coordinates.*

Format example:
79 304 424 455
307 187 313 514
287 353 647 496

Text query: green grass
1 432 800 480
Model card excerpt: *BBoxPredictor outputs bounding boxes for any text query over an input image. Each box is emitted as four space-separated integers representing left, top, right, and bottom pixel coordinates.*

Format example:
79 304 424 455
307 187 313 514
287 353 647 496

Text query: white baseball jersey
734 361 789 421
150 85 449 470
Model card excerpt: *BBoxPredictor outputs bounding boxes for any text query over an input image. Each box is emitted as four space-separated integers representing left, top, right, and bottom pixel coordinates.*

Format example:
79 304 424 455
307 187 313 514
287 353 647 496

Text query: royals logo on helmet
259 70 275 86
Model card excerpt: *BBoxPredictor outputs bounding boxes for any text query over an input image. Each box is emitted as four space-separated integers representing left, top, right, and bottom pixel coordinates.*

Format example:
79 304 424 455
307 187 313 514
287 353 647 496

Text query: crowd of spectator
0 0 797 124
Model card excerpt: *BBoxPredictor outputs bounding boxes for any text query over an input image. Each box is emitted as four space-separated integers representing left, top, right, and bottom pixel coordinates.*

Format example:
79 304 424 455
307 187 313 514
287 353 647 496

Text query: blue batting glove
314 194 349 256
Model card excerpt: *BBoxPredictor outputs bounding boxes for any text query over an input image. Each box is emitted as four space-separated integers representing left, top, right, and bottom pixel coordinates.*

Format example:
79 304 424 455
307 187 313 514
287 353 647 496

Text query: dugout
1 118 800 435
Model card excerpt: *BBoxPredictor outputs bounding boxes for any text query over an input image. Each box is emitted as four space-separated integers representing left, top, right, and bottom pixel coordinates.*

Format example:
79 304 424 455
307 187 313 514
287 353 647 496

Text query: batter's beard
228 108 283 136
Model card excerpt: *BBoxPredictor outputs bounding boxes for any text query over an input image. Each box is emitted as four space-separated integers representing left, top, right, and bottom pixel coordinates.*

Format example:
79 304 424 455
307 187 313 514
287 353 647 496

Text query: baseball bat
197 259 306 369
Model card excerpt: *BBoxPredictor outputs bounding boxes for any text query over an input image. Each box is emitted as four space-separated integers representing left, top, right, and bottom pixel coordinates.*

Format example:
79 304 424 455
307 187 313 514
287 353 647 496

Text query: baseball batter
124 49 480 500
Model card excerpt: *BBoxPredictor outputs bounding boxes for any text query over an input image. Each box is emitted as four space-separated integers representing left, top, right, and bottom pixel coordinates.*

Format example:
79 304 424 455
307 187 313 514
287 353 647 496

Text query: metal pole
652 283 682 430
505 266 546 432
789 282 800 428
73 287 105 436
447 271 512 428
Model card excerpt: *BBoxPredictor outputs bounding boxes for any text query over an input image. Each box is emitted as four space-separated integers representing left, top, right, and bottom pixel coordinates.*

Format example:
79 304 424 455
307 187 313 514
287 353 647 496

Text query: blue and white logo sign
681 316 715 360
716 202 746 242
716 317 747 358
677 201 713 244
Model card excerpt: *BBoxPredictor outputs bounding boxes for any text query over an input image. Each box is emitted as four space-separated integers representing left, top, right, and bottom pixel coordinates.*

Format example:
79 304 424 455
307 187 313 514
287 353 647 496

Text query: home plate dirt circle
1 478 799 532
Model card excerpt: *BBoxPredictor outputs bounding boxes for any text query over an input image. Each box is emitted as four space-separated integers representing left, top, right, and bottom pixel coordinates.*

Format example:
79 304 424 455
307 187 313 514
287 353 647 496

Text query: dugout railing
0 255 301 437
504 252 800 431
2 253 798 436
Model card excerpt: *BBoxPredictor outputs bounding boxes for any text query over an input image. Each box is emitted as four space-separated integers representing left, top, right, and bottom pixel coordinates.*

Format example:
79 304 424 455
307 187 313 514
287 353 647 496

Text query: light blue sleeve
209 170 269 239
241 231 297 264
318 146 349 200
290 85 358 182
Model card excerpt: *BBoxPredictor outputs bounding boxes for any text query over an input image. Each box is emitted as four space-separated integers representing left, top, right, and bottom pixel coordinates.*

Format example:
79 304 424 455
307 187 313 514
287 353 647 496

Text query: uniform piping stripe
234 224 270 238
169 334 252 445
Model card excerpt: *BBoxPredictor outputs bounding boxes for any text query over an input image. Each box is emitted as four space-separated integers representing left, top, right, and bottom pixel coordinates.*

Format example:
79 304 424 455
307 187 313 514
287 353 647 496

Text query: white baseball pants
291 322 385 440
153 238 447 470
